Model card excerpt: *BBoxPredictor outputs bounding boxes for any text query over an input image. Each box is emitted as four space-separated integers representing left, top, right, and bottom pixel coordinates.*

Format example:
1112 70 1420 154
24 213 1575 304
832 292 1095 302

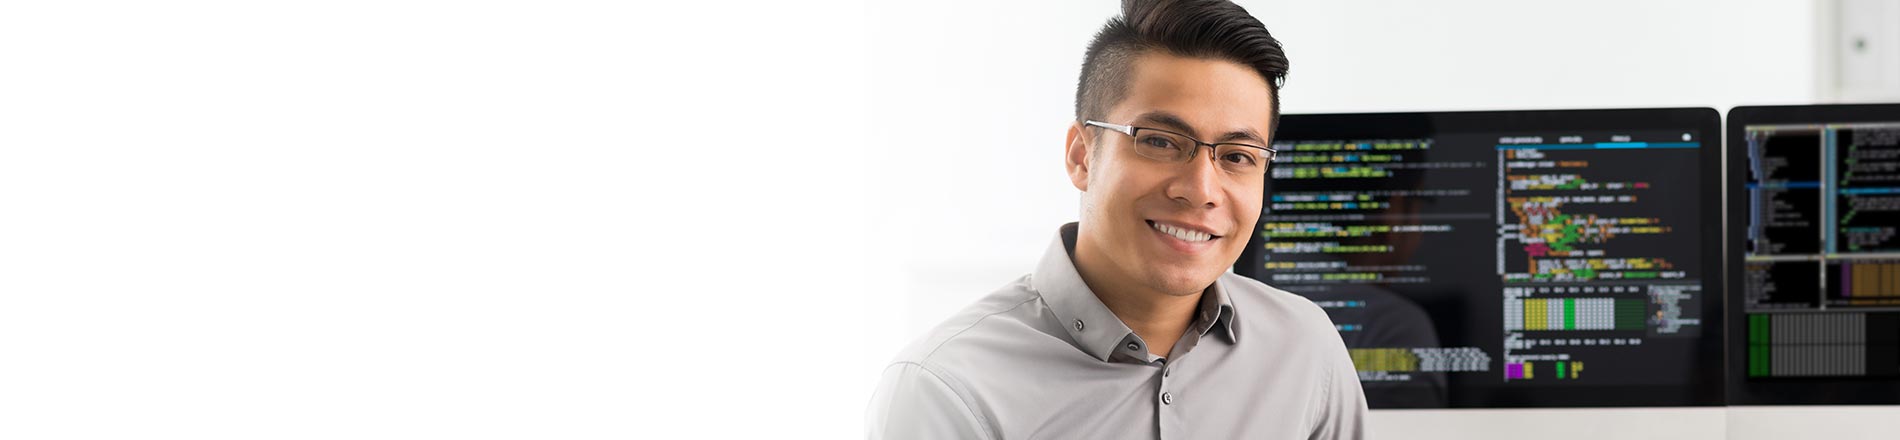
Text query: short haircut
1075 0 1290 140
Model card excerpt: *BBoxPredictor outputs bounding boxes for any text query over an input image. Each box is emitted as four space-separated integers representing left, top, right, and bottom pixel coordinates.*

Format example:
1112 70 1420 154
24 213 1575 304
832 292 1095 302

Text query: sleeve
866 362 995 440
1308 327 1370 439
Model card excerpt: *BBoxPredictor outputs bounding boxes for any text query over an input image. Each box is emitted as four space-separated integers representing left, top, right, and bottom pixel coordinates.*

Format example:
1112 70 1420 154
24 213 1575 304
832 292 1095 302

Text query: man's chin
1143 269 1222 297
1117 247 1232 295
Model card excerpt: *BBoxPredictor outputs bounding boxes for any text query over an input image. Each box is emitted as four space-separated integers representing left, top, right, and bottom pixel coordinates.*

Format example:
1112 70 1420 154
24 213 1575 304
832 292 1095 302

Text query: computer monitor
1728 104 1900 405
1234 108 1725 408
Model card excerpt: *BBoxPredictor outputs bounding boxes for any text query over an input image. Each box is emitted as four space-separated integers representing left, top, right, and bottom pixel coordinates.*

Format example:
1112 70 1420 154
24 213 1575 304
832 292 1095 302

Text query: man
868 1 1367 438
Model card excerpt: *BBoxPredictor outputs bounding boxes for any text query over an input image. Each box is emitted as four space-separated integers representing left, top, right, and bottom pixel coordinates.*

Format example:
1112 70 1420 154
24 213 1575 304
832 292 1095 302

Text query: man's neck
1071 234 1203 359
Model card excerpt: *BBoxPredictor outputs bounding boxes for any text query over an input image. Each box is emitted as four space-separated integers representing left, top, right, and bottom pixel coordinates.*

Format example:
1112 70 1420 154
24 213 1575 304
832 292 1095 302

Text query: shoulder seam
913 294 1041 362
1308 352 1330 435
882 361 999 440
883 293 1037 439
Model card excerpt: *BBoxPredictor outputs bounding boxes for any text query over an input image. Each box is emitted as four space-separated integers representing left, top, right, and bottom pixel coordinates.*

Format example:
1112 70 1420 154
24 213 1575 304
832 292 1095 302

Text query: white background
1 0 875 438
1 1 1895 439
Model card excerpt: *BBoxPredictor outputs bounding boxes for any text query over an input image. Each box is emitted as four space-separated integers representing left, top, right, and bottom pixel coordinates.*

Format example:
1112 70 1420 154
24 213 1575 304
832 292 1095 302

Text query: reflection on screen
1238 115 1710 408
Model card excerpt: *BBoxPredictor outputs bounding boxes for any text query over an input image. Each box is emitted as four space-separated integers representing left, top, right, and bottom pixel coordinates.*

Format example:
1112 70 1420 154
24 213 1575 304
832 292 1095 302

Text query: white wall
2 1 881 438
1821 0 1900 101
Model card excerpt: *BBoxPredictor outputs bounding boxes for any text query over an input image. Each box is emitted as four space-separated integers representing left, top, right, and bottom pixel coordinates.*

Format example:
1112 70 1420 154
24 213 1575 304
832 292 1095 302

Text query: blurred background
2 0 1898 439
867 1 1900 439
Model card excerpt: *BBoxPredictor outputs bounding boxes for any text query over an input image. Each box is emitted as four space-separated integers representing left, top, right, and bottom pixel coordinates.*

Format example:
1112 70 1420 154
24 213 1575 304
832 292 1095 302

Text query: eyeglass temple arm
1082 120 1135 136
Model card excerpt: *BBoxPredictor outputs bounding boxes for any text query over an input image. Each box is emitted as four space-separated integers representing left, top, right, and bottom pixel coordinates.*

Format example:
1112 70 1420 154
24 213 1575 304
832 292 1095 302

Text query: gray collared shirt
868 223 1368 439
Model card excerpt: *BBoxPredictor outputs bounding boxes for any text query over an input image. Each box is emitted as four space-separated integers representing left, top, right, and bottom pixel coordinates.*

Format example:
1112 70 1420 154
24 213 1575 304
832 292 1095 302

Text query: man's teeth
1152 222 1214 242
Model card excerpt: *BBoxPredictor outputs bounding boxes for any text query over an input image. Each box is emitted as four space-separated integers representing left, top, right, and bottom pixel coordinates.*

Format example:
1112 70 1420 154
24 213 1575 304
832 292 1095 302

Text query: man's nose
1167 147 1223 209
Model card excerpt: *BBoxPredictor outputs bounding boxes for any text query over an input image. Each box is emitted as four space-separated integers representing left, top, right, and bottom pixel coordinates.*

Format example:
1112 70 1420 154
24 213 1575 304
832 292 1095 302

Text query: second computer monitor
1729 103 1900 405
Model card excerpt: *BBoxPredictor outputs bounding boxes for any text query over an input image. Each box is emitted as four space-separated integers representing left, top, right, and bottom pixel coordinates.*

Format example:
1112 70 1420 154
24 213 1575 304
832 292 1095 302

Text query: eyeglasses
1083 120 1277 176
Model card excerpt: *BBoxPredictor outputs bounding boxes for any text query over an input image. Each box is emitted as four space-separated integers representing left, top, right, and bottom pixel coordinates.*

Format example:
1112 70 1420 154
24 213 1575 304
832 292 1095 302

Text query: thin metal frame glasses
1083 120 1277 176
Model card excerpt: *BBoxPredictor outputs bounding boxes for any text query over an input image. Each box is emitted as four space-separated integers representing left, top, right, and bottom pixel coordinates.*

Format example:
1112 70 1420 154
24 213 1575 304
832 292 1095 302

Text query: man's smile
1146 219 1225 254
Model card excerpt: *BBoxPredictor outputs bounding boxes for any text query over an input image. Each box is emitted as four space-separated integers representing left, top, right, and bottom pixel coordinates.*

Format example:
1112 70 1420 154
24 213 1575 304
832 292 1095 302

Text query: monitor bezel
1725 103 1900 406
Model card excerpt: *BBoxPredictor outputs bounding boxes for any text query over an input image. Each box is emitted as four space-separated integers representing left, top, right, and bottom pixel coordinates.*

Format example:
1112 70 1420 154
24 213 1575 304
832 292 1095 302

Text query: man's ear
1064 122 1091 192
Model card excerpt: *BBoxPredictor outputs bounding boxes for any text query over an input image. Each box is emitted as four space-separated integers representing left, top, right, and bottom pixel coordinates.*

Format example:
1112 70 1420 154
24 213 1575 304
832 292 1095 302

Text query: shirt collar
1033 223 1238 363
1201 275 1240 343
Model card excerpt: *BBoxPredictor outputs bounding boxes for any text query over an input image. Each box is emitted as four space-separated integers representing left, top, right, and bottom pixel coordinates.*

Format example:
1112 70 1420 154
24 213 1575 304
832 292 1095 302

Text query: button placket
1156 355 1178 438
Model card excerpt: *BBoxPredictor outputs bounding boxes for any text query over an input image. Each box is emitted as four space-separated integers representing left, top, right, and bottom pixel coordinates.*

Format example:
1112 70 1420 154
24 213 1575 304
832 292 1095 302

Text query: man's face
1067 52 1272 297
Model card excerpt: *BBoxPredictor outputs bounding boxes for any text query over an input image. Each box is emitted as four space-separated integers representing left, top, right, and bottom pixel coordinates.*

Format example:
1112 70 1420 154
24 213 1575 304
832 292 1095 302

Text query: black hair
1075 0 1290 139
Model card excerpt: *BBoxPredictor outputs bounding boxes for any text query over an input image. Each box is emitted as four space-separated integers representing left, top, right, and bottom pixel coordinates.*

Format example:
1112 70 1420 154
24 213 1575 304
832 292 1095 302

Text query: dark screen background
1237 109 1725 408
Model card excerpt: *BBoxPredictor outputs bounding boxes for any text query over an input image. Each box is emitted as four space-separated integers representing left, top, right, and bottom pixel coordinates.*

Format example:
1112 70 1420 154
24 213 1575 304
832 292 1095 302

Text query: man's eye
1140 136 1178 150
1223 151 1258 165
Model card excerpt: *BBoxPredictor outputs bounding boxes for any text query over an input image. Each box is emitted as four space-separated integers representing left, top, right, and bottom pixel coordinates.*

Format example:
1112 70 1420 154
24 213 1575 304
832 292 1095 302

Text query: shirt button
1074 320 1085 331
1161 392 1174 405
1126 342 1140 351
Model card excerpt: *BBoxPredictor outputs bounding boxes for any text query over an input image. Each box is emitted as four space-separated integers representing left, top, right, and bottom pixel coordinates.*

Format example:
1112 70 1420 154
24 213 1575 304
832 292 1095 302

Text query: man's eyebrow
1133 110 1267 145
1215 128 1266 145
1132 111 1197 136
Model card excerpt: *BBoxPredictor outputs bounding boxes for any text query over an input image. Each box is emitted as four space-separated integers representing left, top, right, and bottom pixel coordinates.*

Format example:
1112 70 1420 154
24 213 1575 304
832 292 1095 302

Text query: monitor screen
1728 104 1900 405
1235 108 1725 408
